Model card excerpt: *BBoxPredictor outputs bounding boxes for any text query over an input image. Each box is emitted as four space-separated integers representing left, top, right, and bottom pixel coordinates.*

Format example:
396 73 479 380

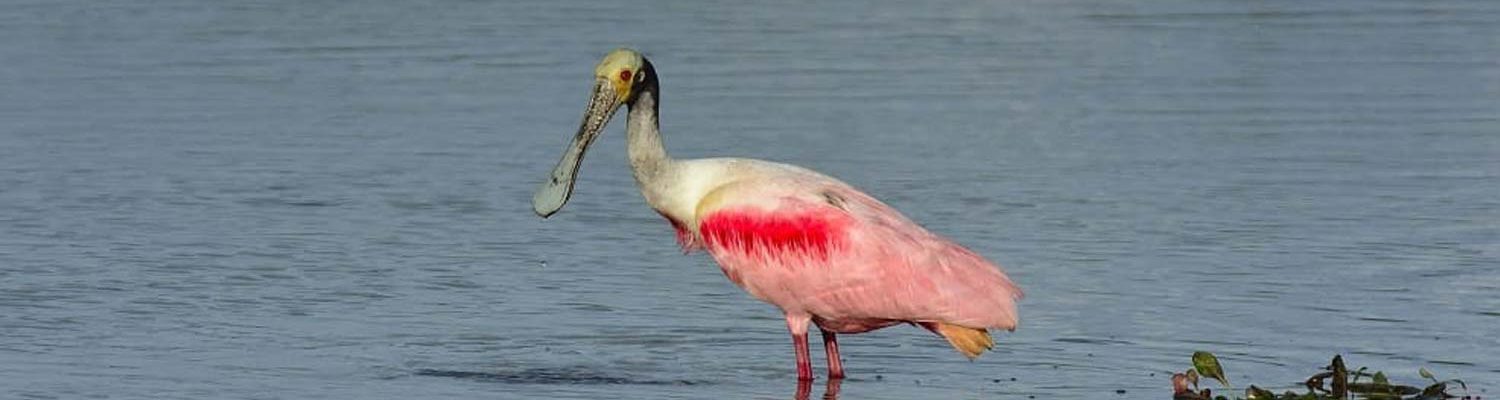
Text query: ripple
1052 337 1135 346
1355 316 1410 324
413 367 700 386
238 197 345 208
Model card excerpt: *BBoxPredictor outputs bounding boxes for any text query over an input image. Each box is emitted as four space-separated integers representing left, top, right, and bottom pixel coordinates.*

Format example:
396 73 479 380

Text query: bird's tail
921 322 994 359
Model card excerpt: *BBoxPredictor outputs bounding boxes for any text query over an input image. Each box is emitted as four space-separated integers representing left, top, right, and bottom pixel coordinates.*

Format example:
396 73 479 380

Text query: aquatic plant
1170 352 1478 400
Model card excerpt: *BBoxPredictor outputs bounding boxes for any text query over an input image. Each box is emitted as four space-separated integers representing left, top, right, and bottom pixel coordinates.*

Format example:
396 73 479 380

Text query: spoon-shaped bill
533 79 620 218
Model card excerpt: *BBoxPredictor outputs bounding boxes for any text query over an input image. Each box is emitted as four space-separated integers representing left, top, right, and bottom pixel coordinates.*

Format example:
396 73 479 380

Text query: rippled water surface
2 1 1498 399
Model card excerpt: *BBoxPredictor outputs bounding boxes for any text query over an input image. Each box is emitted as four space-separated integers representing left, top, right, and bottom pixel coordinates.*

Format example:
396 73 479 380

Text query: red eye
619 70 633 82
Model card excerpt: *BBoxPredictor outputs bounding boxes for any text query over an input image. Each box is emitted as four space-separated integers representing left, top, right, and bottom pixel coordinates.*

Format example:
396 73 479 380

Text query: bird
533 48 1022 381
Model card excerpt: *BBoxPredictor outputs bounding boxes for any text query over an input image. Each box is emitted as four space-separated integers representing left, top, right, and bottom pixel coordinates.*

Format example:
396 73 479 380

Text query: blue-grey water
2 1 1497 399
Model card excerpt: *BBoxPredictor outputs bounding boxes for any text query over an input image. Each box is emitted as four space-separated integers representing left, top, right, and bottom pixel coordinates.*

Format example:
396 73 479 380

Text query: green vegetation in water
1170 352 1479 400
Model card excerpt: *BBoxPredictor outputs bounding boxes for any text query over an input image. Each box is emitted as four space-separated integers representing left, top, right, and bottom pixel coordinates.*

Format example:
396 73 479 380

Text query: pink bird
534 49 1022 381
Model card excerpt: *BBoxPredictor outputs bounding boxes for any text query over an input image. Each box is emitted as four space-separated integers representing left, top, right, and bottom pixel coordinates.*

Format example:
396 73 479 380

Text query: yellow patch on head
595 48 645 103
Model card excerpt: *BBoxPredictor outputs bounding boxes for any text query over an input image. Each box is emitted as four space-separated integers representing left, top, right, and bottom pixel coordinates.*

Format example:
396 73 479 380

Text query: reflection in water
794 378 842 400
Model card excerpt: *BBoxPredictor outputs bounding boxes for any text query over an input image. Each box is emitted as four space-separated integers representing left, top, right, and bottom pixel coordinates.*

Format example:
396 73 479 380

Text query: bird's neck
626 76 670 186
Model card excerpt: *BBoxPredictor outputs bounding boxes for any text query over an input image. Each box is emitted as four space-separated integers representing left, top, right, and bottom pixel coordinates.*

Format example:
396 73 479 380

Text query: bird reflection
793 378 842 400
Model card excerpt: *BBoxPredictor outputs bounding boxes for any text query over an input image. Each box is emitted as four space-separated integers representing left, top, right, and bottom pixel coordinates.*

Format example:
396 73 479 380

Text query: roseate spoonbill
533 48 1022 381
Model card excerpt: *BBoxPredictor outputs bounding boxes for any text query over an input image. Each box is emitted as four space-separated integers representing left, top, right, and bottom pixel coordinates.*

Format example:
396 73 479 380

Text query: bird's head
533 48 654 218
594 48 648 105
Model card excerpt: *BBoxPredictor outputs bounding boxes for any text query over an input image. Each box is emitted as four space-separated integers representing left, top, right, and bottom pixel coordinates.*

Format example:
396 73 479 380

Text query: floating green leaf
1421 381 1447 398
1348 380 1419 398
1244 385 1275 400
1418 367 1435 383
1330 355 1348 398
1192 351 1230 388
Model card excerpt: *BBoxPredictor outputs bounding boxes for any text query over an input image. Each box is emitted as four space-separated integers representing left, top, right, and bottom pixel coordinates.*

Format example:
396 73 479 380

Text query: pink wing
692 176 1022 331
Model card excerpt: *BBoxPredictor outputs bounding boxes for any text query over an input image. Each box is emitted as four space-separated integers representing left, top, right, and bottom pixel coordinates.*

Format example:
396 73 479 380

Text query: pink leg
820 328 845 379
786 314 813 381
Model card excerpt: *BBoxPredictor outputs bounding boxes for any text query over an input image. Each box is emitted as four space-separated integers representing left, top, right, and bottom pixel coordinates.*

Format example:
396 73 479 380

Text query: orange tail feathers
923 322 994 359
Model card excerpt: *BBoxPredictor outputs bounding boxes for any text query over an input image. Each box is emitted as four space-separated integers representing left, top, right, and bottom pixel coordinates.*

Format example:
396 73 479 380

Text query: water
2 1 1497 398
